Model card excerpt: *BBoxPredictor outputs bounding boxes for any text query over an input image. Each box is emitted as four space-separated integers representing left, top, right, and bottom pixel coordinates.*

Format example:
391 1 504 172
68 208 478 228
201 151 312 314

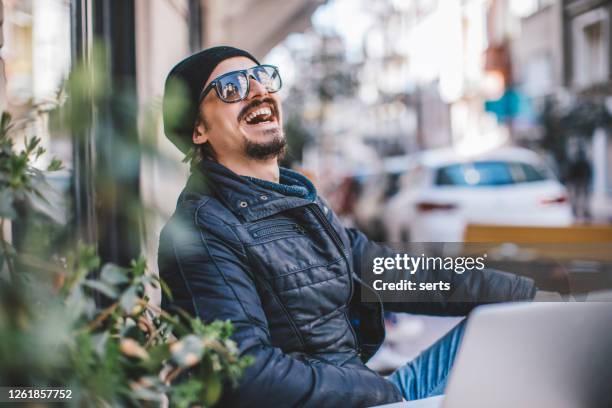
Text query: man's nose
247 76 268 99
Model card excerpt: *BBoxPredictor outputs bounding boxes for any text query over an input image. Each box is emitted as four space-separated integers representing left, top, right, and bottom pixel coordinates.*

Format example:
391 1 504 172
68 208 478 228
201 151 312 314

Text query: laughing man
158 46 537 407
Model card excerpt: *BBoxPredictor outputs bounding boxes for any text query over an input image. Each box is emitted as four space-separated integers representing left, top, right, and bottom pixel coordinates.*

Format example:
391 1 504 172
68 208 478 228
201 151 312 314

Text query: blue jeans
387 320 466 401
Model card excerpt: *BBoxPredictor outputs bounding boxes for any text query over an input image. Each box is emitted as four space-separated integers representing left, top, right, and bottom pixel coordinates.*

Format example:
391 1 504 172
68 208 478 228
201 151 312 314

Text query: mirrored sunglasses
199 64 282 103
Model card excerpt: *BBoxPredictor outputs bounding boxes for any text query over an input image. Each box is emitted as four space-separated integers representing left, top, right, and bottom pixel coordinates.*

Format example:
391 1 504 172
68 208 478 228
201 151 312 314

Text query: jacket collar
182 159 315 222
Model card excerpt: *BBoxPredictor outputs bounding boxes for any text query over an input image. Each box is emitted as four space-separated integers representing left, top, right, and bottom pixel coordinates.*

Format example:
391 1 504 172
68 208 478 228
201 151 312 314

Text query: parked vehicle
352 156 416 241
382 147 573 242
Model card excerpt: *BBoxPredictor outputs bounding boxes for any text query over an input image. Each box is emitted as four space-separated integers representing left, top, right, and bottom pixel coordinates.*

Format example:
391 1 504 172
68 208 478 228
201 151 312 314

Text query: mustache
238 97 279 123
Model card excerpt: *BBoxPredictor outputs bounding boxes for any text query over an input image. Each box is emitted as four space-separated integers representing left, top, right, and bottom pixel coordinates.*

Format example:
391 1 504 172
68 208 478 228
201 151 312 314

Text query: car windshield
435 161 548 186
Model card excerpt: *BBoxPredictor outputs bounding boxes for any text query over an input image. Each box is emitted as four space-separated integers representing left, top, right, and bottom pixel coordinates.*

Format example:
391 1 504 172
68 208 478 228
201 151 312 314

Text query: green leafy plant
0 107 251 406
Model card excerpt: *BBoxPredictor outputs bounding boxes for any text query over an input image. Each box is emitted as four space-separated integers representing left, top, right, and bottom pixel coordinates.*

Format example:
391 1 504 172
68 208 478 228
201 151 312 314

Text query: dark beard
244 128 286 161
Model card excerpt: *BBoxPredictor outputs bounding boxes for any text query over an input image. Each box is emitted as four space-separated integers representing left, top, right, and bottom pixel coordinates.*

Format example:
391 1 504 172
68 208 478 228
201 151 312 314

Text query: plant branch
78 301 119 333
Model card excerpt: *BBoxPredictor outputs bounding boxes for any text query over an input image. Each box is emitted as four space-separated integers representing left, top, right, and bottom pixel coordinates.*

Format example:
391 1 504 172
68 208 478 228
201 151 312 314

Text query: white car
383 146 573 242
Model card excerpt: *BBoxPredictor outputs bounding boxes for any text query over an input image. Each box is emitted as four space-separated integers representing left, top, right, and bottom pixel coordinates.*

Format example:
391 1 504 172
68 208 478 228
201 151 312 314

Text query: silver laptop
377 300 612 408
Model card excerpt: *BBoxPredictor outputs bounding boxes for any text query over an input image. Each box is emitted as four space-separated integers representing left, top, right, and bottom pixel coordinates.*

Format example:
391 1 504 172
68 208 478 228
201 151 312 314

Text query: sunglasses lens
212 66 281 102
253 66 281 92
217 73 248 102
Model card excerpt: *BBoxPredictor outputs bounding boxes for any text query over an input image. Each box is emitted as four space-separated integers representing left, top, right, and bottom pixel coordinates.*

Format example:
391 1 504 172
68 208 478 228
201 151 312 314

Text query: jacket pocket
250 222 305 239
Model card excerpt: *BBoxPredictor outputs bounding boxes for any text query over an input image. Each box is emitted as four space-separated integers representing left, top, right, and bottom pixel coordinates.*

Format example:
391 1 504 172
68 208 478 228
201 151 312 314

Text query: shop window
572 7 610 89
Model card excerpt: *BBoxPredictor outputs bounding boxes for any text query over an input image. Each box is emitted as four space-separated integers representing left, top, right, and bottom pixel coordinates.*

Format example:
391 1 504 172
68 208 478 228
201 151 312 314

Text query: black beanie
162 46 260 154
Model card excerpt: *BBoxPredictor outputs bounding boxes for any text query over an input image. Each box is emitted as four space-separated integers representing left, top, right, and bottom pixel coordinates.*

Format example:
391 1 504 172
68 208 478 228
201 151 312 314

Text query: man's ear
192 119 208 145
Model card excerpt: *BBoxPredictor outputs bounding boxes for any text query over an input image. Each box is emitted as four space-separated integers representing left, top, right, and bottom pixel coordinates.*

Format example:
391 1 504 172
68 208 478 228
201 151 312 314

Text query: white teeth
245 107 273 124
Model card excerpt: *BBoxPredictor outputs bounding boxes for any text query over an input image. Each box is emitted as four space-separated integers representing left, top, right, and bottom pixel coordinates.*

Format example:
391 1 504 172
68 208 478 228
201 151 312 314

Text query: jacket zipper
252 223 304 238
309 203 361 356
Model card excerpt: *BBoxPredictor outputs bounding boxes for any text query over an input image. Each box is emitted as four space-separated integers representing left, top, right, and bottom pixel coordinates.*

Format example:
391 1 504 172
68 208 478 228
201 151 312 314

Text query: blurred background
2 0 612 375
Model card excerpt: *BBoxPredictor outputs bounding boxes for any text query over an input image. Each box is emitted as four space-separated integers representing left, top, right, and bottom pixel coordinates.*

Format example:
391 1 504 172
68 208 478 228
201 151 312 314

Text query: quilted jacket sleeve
158 206 403 408
345 227 537 315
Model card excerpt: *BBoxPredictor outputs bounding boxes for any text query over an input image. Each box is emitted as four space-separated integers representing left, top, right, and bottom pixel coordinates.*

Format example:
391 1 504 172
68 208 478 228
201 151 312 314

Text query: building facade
502 0 612 221
563 0 612 220
564 0 612 93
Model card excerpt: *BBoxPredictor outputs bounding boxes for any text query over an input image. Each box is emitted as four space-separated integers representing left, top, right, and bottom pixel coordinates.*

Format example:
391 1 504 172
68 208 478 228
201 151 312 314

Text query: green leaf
203 373 222 406
83 279 119 299
170 380 204 408
119 286 139 313
25 136 41 155
35 146 46 160
157 276 174 300
46 157 64 171
100 263 129 285
129 257 147 277
170 335 203 368
140 344 171 371
0 111 12 134
74 243 101 273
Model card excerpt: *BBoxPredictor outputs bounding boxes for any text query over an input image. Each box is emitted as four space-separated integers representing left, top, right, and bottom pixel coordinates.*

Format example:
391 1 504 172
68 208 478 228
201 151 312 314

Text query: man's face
193 57 285 161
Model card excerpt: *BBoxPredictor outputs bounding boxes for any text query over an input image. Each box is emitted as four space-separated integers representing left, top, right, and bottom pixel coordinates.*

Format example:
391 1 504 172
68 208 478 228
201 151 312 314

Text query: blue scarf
245 168 317 201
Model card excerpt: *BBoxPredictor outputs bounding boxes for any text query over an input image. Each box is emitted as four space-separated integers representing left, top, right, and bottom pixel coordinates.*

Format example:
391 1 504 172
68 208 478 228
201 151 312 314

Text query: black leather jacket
158 160 537 407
